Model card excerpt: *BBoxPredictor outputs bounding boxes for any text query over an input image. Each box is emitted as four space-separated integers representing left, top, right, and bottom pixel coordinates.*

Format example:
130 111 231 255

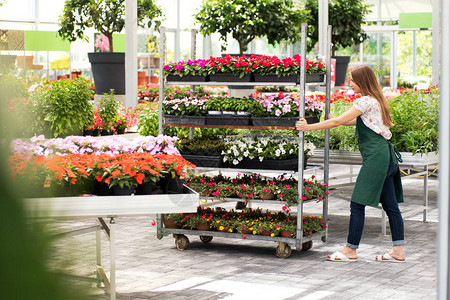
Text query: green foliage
29 78 95 138
194 0 309 54
98 90 120 131
204 97 256 112
0 72 28 109
58 0 164 52
397 31 433 79
304 0 372 55
307 100 359 151
389 88 439 155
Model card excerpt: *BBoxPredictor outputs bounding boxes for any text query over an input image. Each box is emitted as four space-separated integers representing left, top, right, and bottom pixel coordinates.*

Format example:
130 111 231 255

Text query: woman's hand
295 117 309 132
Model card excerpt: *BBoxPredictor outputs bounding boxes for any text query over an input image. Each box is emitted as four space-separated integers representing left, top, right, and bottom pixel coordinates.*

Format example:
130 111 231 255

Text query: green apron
351 117 404 207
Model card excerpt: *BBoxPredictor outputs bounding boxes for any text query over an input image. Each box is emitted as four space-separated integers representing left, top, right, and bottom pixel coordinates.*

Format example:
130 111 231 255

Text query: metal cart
156 23 332 258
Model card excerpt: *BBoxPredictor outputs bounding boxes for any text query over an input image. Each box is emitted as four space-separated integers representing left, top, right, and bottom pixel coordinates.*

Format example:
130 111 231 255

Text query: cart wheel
321 235 327 242
276 243 292 259
200 235 213 243
302 240 313 251
175 235 189 250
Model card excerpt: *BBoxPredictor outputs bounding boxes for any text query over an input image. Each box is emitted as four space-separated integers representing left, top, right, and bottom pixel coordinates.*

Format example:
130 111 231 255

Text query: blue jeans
347 156 405 249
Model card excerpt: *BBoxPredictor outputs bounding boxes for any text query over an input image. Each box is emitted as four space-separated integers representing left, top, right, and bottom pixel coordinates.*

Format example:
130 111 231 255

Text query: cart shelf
156 24 332 258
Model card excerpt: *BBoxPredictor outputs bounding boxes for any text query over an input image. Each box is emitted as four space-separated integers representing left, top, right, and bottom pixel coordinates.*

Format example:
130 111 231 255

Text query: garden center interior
1 0 449 300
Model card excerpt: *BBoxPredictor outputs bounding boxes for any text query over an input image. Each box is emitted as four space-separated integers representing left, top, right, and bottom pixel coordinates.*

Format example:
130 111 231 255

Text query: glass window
0 0 35 21
38 0 65 22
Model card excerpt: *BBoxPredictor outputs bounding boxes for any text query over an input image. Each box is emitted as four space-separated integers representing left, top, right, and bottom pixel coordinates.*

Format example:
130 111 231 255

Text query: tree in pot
58 0 164 94
194 0 310 55
304 0 372 86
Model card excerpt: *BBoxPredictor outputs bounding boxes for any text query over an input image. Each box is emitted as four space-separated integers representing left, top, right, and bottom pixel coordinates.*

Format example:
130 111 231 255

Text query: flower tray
306 73 325 83
228 158 306 171
209 73 253 82
182 154 224 168
164 115 206 125
253 74 297 83
251 116 319 127
181 116 206 125
166 74 209 82
206 115 250 126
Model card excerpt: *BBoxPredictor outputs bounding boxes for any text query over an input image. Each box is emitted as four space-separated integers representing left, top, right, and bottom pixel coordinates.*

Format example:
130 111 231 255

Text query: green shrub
389 88 439 154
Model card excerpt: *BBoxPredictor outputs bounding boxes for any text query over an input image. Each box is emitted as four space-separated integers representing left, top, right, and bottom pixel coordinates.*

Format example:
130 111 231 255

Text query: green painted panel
25 31 70 51
399 12 432 29
112 34 125 52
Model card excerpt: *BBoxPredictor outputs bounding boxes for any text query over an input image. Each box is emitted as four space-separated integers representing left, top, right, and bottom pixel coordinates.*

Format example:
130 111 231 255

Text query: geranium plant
251 91 324 119
221 135 316 165
163 97 208 116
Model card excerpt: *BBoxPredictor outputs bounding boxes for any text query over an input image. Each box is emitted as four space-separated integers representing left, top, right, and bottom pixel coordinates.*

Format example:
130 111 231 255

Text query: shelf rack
156 24 332 258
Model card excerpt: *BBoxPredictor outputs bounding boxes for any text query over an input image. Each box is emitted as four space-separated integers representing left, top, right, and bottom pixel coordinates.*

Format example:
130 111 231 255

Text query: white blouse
353 95 392 140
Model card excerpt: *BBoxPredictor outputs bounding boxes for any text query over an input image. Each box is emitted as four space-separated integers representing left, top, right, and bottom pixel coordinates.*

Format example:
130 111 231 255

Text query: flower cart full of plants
156 24 332 258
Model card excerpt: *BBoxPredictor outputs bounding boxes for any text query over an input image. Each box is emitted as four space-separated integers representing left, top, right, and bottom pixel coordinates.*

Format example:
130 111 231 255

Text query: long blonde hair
351 65 394 127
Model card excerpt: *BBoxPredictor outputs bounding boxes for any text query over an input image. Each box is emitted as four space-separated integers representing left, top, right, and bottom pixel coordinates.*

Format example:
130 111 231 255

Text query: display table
23 189 198 300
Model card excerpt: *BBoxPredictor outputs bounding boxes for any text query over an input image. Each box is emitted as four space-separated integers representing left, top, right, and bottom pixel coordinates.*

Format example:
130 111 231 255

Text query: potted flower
194 0 309 55
163 96 208 125
185 213 213 231
58 0 164 94
164 58 209 82
304 0 372 86
97 90 120 135
161 213 184 229
113 114 128 134
250 92 324 126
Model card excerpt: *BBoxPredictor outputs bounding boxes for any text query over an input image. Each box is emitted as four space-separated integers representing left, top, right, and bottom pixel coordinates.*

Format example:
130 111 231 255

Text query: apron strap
388 142 403 164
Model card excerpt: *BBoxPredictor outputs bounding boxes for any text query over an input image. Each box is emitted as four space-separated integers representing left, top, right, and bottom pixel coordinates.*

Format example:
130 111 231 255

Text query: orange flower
111 170 121 177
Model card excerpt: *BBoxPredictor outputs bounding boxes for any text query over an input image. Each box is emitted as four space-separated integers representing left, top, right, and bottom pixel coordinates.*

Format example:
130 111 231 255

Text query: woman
296 65 405 262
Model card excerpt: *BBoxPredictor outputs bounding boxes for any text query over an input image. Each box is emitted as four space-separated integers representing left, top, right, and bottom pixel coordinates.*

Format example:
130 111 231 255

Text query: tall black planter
332 56 351 86
88 52 125 95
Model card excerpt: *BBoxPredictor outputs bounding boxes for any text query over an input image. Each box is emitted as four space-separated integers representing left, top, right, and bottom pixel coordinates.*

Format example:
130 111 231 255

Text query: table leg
423 165 429 222
109 218 116 300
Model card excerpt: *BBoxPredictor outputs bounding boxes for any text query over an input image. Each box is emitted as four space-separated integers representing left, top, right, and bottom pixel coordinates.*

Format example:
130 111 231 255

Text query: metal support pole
438 0 450 298
423 165 428 222
391 31 398 89
296 23 307 250
158 26 166 135
412 31 417 77
432 0 441 86
109 218 116 300
125 0 138 107
322 25 332 242
175 0 181 62
318 0 329 57
96 219 102 287
189 28 196 140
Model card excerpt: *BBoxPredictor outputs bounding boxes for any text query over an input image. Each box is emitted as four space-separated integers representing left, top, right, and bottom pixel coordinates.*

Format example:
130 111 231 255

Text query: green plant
194 0 309 54
0 73 28 109
389 88 439 155
58 0 164 52
304 0 372 56
185 214 213 230
98 90 120 131
28 78 94 138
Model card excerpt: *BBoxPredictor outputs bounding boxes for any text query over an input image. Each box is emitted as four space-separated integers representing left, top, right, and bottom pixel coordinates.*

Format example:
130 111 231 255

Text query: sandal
327 251 357 262
375 252 406 263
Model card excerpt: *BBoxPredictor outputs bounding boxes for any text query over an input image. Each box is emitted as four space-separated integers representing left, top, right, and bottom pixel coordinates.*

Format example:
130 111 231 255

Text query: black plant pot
101 129 113 136
332 56 351 86
113 185 136 195
161 178 184 194
88 52 125 95
135 182 154 195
